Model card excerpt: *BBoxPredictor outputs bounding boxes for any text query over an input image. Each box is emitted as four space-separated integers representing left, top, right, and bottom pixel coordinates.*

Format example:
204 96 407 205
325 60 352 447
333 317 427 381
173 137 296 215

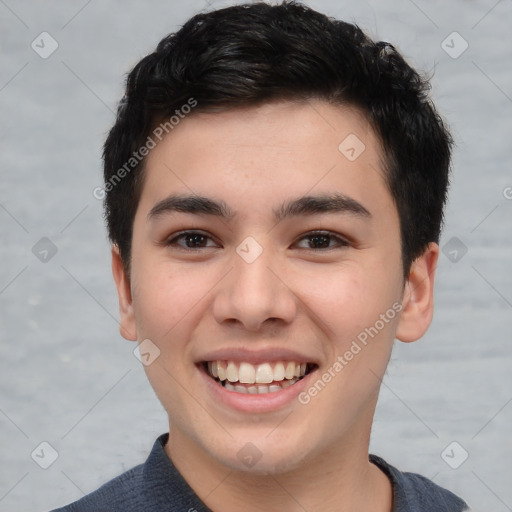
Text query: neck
165 419 392 512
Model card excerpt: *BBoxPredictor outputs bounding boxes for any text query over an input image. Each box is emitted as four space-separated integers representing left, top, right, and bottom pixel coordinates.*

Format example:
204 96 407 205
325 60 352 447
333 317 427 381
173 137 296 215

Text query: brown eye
295 231 350 250
166 231 218 249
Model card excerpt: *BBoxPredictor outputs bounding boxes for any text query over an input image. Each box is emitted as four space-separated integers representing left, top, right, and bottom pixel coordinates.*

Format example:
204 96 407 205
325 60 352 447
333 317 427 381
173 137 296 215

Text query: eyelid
165 230 221 249
293 230 351 250
164 229 351 251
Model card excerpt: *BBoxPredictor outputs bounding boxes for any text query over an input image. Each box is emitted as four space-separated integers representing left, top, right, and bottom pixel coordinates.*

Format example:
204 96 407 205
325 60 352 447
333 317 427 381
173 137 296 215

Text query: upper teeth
208 361 307 384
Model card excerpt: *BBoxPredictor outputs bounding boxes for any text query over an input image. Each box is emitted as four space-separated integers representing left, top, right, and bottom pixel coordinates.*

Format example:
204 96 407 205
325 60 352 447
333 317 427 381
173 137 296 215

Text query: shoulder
370 454 469 512
50 463 145 512
50 434 210 512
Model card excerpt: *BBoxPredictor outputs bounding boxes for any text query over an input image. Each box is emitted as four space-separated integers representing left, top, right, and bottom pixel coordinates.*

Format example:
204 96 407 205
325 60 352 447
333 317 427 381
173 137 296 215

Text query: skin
112 99 439 512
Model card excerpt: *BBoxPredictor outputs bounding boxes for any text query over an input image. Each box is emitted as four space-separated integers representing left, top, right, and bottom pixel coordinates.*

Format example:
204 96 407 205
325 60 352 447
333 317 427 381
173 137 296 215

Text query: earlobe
111 245 138 341
395 242 439 343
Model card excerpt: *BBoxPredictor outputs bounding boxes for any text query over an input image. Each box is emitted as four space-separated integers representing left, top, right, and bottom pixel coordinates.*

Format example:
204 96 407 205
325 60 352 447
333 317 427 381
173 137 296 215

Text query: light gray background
1 1 511 510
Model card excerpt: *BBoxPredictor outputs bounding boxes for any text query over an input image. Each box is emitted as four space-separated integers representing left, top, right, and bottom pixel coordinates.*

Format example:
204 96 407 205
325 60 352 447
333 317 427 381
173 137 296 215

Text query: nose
212 246 297 332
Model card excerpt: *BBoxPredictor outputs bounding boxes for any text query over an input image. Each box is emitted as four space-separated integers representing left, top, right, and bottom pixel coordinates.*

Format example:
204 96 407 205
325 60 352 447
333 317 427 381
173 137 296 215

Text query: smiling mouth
203 360 317 394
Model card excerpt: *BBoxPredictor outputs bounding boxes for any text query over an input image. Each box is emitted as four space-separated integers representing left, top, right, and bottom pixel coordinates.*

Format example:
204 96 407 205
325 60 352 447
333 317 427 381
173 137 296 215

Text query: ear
395 242 439 343
111 245 138 341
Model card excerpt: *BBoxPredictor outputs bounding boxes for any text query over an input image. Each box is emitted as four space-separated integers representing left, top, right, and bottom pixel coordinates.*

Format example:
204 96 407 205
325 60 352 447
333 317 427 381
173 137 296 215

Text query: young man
53 1 469 510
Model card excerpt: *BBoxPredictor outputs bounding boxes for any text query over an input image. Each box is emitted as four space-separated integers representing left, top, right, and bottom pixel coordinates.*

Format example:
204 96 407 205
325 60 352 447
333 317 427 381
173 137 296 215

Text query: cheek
296 264 399 340
131 261 209 340
131 264 209 406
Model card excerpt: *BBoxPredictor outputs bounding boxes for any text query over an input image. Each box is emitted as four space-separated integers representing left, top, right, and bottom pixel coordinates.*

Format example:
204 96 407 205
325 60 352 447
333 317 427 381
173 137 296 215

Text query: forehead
137 99 393 222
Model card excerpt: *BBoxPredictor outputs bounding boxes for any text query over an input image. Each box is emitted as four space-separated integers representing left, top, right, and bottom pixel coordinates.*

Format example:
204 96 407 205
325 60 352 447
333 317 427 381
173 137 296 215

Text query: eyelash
165 230 350 251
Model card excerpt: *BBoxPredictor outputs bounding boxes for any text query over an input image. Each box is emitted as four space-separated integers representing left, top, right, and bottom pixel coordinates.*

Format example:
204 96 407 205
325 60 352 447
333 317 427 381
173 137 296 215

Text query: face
113 99 437 475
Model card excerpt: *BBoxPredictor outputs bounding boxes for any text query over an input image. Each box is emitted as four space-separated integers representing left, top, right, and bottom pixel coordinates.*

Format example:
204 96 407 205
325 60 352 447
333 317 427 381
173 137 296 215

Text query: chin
208 434 314 476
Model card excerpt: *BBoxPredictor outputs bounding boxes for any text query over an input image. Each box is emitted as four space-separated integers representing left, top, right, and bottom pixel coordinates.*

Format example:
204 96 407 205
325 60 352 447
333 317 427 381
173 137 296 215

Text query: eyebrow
147 193 371 223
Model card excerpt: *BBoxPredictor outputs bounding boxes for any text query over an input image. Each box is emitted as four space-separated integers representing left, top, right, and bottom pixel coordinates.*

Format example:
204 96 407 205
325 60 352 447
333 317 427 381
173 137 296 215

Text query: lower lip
199 364 316 413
